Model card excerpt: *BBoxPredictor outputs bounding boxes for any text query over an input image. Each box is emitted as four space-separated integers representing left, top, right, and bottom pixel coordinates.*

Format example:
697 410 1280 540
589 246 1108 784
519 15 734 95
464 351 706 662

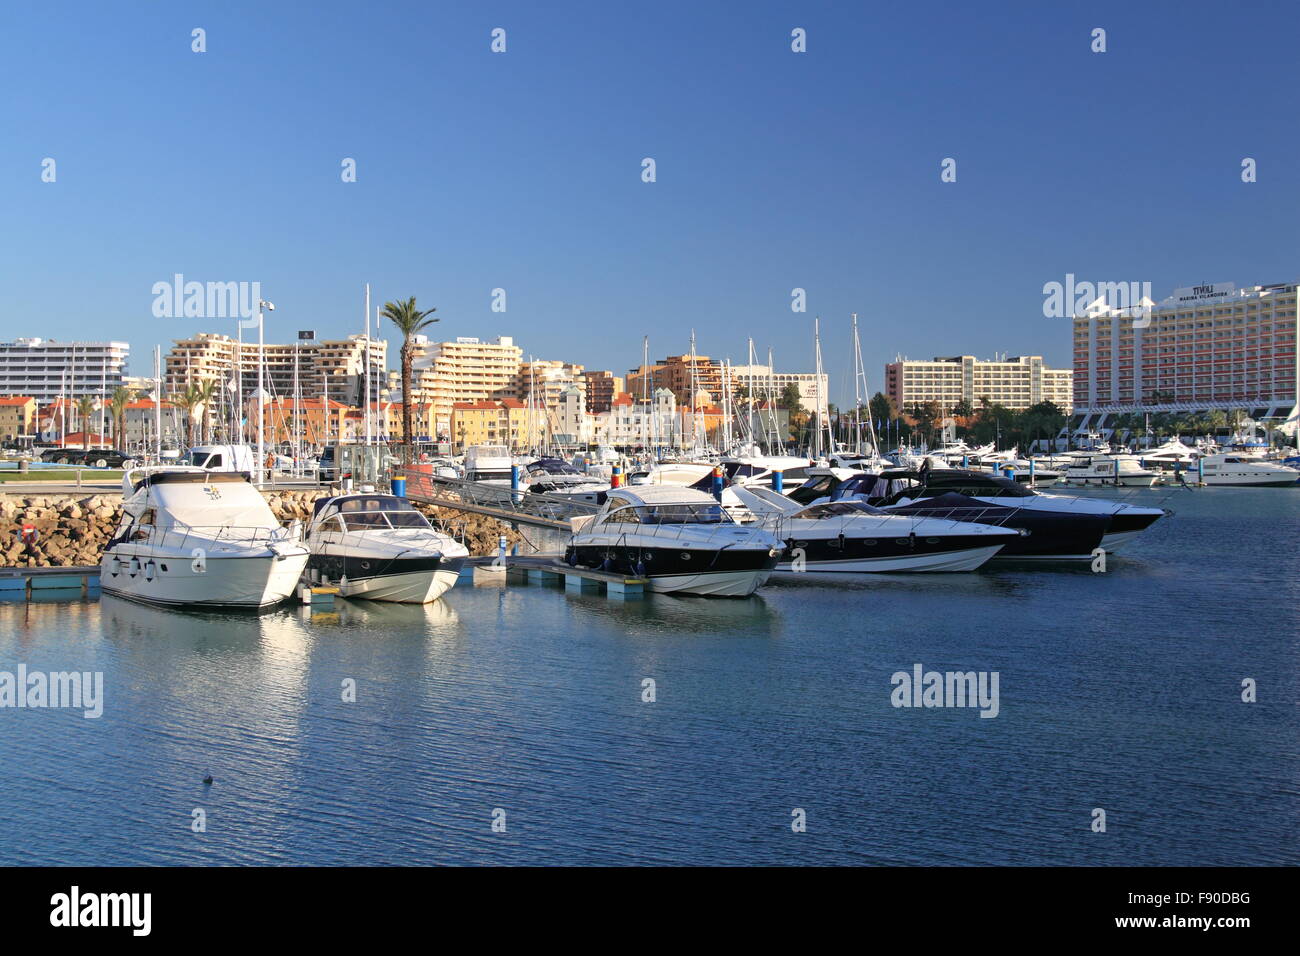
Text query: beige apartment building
399 336 523 439
516 360 586 411
165 333 386 410
885 355 1073 413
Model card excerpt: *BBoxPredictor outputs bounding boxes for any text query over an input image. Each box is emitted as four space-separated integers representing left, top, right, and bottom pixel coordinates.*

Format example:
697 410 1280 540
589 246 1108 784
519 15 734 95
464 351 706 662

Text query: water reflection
330 596 460 631
561 590 782 638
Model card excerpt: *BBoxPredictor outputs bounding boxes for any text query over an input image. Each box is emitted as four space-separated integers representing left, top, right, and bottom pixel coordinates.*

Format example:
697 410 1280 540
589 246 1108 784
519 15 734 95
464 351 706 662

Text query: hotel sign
1171 282 1235 304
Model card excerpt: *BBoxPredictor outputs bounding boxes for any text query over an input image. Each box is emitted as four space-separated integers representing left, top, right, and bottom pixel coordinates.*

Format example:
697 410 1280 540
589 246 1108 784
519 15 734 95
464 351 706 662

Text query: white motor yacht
307 493 469 602
1062 455 1159 487
101 467 309 609
732 486 1018 575
1134 439 1198 471
463 444 515 484
519 457 610 503
564 485 781 596
1194 454 1300 487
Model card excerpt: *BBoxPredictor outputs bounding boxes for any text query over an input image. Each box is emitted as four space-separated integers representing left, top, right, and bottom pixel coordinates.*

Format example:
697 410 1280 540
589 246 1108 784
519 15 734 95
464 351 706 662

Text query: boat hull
642 568 773 596
309 554 466 604
1063 475 1158 488
100 549 308 609
565 544 777 597
773 543 1004 576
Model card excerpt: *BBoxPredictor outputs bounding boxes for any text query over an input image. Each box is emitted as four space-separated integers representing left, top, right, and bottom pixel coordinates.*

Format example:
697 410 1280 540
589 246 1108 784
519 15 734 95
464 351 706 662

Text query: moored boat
307 492 468 602
564 485 781 596
101 467 309 609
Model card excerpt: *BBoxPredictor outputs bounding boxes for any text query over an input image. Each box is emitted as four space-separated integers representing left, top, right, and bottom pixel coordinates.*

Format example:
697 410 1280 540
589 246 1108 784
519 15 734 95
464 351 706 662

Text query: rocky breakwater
0 493 122 568
0 490 523 569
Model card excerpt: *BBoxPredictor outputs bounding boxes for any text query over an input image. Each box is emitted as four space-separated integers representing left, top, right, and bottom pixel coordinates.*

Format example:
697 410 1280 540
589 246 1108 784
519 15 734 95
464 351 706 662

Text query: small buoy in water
202 772 213 786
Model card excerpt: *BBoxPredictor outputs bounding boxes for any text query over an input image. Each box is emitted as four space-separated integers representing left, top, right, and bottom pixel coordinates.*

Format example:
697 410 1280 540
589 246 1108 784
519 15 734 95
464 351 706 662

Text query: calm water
1 486 1296 866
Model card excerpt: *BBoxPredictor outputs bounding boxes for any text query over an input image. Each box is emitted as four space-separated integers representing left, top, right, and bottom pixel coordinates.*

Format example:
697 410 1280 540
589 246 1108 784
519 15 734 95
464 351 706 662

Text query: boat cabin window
131 508 156 540
330 496 430 530
800 501 887 518
920 475 1032 498
610 503 728 525
787 474 839 504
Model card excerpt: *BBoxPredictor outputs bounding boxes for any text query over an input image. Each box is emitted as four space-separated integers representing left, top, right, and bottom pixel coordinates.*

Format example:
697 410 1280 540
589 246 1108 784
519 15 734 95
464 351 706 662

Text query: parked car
39 448 134 468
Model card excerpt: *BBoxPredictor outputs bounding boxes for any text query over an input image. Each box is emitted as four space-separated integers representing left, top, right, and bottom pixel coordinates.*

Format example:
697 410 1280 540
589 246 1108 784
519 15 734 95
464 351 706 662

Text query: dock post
606 578 645 599
564 573 600 593
772 470 784 493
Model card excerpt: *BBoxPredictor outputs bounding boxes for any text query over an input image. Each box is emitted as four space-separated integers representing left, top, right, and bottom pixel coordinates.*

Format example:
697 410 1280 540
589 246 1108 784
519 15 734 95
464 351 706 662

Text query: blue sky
2 0 1297 403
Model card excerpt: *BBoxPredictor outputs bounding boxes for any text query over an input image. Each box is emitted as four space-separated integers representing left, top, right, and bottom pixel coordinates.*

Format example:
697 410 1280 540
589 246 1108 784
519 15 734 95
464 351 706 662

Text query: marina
2 0 1298 908
1 484 1294 866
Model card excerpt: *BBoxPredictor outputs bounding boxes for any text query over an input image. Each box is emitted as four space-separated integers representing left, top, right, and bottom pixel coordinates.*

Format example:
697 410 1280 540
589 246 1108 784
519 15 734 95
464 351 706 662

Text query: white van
184 444 257 473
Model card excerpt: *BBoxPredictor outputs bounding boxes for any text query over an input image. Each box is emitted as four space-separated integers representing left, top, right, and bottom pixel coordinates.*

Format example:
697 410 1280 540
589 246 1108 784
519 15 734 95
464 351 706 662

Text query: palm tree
192 378 219 444
109 387 133 449
381 297 440 460
171 383 206 449
76 396 96 442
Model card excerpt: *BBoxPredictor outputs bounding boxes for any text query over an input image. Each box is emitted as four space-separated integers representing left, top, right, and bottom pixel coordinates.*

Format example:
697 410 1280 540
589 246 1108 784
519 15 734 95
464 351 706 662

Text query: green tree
382 296 440 461
76 396 96 440
868 391 896 425
171 383 206 449
779 382 805 416
109 387 133 448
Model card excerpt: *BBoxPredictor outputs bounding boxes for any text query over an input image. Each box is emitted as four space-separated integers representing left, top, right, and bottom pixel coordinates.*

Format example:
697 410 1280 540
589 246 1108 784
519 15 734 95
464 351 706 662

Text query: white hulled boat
307 493 469 602
101 467 309 609
1062 455 1159 487
732 485 1018 575
564 485 781 596
1194 454 1300 487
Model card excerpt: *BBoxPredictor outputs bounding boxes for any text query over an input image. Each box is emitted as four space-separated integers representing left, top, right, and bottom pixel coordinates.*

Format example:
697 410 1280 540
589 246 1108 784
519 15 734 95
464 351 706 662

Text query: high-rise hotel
1070 282 1299 434
0 338 131 402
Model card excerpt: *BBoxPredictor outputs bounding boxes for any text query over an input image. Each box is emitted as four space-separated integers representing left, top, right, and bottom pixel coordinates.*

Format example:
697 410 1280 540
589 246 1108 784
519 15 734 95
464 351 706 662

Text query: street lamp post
257 298 275 486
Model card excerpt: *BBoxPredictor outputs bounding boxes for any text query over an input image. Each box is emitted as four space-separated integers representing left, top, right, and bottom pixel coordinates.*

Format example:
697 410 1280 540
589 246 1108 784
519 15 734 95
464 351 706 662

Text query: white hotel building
885 355 1073 413
1070 282 1299 435
0 338 130 402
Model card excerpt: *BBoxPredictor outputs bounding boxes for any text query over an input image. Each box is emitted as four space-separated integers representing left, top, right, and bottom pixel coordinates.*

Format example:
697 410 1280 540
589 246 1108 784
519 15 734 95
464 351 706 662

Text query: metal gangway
396 469 600 531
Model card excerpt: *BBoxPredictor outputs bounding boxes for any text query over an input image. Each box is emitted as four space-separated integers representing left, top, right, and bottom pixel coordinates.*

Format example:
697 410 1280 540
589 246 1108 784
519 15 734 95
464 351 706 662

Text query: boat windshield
606 503 729 524
329 495 430 530
798 500 888 518
527 458 583 476
340 511 430 530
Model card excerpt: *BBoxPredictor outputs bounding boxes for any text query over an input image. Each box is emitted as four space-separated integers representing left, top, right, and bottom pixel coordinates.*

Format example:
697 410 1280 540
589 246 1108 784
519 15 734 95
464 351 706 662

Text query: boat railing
596 516 776 548
311 524 452 554
862 504 1024 529
137 523 303 552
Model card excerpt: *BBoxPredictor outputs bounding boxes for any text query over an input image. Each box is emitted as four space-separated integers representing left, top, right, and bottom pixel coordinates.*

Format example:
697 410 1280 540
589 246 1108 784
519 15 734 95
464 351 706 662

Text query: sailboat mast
153 345 162 461
364 284 372 448
641 335 650 451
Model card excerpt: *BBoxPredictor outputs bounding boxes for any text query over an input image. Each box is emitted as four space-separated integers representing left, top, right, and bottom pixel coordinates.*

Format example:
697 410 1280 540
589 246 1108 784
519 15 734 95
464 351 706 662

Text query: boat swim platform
464 555 648 597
